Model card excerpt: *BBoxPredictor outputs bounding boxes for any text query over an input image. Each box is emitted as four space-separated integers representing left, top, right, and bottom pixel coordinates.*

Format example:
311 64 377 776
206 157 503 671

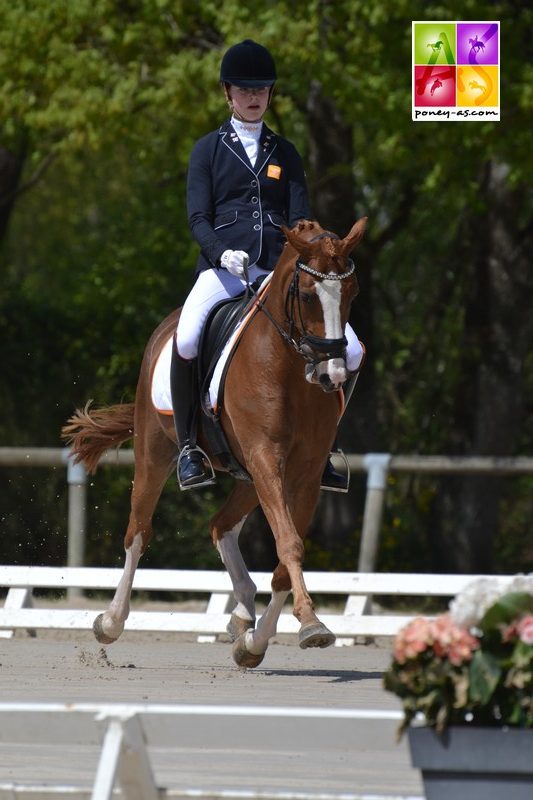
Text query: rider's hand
220 249 249 277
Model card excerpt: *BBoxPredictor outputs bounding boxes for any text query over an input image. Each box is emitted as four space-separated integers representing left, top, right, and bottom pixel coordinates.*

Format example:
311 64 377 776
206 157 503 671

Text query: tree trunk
431 161 533 572
0 144 25 242
305 81 379 558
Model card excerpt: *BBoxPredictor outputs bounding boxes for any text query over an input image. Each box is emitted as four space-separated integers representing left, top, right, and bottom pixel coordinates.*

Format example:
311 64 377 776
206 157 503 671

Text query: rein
250 232 356 366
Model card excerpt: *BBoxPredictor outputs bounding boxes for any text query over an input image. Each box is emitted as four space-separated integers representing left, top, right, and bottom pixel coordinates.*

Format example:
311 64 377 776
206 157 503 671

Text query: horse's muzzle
306 359 348 392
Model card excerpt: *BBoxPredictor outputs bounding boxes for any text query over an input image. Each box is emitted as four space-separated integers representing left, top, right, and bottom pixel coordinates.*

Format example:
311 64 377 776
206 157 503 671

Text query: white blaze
314 279 347 386
315 279 343 340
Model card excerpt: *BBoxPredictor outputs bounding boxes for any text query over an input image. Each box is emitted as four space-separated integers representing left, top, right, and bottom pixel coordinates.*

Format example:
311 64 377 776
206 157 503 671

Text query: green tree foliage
1 1 531 572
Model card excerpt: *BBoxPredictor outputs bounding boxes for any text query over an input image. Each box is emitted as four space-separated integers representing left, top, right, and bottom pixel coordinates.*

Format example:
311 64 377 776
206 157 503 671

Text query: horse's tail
61 401 135 474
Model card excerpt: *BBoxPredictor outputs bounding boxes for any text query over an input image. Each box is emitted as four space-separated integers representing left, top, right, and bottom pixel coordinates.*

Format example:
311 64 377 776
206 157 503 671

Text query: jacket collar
258 124 277 162
219 119 278 175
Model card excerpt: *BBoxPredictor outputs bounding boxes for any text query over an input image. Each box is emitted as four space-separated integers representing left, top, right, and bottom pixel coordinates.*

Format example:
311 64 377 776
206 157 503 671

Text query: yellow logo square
457 65 499 106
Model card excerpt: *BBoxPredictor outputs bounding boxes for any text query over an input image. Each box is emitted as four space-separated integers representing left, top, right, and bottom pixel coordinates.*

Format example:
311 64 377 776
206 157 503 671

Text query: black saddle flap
196 291 254 482
197 292 252 404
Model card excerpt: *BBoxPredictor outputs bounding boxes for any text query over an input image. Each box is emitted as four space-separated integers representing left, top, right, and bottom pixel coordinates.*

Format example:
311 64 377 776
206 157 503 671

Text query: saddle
195 278 268 482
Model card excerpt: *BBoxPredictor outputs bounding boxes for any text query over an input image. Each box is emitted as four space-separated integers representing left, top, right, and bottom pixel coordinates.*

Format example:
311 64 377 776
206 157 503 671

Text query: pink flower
517 615 533 645
430 614 479 665
393 614 479 666
393 616 434 663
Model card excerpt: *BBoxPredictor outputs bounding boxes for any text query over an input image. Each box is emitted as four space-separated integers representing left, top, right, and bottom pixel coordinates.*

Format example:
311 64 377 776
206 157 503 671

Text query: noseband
254 231 356 367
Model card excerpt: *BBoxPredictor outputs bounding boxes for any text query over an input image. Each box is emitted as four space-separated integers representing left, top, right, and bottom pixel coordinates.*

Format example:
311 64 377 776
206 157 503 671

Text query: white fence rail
0 566 518 640
0 702 415 800
1 447 532 586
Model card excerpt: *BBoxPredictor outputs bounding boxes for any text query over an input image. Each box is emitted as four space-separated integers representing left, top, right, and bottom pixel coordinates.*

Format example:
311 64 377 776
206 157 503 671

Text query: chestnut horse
62 217 367 667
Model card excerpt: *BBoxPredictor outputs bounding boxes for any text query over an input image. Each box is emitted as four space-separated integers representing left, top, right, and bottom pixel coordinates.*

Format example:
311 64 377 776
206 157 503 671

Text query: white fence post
358 453 392 573
92 713 158 800
63 449 87 599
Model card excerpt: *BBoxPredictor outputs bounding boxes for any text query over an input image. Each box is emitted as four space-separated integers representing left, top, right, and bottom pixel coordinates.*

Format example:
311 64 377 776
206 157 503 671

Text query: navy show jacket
186 119 311 274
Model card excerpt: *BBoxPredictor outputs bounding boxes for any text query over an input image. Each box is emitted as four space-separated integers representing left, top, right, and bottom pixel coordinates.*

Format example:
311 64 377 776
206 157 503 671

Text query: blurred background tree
1 0 531 575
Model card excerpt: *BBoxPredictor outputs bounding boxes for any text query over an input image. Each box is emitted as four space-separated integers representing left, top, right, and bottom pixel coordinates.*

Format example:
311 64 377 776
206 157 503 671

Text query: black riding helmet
220 39 277 88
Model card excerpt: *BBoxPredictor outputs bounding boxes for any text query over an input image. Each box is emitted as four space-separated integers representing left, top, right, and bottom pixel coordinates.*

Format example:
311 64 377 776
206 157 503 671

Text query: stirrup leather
321 448 351 493
177 445 216 491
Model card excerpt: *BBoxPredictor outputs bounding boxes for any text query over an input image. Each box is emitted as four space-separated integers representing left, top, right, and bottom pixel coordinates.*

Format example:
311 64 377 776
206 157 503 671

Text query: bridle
252 232 356 367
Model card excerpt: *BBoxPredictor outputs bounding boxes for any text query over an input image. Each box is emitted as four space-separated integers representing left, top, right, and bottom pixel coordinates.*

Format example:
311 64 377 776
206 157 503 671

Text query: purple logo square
457 22 499 65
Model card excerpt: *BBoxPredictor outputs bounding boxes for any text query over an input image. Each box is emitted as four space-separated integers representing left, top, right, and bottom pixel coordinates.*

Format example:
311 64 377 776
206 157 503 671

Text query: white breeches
176 266 364 371
344 324 364 372
176 266 269 360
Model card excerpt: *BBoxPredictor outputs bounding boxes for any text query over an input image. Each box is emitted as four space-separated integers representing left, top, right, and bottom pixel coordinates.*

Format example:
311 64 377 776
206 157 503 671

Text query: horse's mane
292 219 321 237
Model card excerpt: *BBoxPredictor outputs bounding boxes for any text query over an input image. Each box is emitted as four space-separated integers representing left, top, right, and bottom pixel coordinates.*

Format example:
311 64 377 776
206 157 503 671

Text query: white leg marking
315 280 347 385
217 518 256 621
100 533 143 639
245 590 290 655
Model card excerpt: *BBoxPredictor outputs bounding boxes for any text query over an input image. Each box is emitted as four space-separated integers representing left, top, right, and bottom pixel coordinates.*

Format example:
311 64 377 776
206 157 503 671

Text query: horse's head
279 217 367 392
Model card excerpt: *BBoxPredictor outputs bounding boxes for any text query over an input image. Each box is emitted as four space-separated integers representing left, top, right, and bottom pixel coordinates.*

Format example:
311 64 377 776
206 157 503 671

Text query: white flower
449 575 533 629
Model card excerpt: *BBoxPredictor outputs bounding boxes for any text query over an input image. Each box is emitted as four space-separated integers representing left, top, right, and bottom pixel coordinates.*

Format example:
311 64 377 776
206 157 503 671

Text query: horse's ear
340 216 368 256
282 224 313 261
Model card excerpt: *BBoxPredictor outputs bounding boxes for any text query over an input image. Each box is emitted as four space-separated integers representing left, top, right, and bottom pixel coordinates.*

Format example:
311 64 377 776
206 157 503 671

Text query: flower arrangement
384 576 533 735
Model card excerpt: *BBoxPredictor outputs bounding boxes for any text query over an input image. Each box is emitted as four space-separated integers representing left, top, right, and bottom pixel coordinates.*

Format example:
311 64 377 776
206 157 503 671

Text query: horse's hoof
226 613 255 642
232 634 266 669
93 614 120 645
299 622 336 649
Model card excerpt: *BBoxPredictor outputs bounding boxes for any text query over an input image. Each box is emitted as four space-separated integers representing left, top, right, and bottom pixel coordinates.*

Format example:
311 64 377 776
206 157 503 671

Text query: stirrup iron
177 445 216 492
321 448 350 493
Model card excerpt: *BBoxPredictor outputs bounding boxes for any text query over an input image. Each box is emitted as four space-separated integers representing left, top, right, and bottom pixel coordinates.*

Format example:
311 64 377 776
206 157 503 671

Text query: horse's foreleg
253 464 335 650
209 482 259 643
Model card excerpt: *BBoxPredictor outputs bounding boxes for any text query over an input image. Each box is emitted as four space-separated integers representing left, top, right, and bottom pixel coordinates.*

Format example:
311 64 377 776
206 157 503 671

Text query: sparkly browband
295 259 356 281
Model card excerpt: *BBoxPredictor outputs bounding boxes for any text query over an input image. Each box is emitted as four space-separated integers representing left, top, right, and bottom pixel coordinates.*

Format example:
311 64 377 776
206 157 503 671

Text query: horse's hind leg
93 528 144 644
93 428 176 644
234 561 290 666
209 482 259 648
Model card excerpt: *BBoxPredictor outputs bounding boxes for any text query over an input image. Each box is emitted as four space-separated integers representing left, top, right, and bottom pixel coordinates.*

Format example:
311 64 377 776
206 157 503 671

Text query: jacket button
253 224 261 231
252 211 260 218
251 196 258 203
251 179 258 187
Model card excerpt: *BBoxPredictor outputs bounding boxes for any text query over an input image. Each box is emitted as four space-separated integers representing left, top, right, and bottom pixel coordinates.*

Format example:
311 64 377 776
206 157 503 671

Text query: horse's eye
301 292 315 304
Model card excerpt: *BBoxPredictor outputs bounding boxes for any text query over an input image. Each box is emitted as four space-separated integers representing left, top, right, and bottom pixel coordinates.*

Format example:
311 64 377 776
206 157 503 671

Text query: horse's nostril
319 374 337 392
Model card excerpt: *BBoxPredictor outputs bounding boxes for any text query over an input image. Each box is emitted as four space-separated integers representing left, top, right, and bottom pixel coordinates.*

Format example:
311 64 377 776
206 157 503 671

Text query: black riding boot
321 370 361 492
170 343 214 490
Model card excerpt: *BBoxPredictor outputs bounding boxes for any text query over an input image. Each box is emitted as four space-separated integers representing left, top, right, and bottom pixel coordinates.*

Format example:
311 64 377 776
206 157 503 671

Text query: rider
171 39 364 490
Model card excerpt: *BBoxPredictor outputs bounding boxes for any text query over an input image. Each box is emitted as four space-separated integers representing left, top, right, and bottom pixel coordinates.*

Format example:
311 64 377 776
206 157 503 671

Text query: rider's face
228 85 270 122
